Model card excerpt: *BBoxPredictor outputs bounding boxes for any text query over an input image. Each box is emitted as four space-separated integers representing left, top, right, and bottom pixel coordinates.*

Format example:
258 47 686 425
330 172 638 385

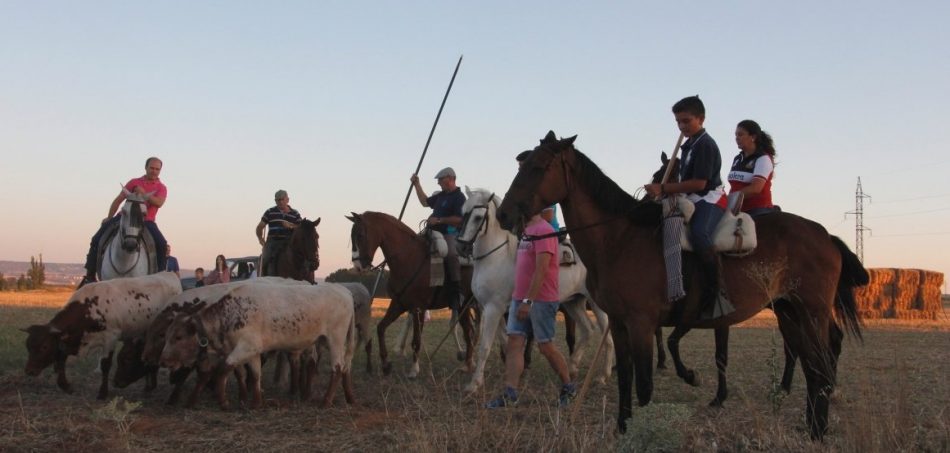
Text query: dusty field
1 288 948 452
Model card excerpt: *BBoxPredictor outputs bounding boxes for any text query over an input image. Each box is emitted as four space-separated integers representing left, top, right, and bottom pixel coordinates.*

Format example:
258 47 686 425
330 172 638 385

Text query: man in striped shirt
255 189 302 277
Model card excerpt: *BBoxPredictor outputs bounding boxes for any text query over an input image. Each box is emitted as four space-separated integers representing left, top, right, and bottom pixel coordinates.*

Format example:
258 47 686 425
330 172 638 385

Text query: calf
116 277 309 405
161 282 356 409
23 272 182 399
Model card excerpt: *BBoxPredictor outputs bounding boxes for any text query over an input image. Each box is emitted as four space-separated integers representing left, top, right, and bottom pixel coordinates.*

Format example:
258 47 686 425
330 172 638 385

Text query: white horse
98 189 158 281
456 187 613 393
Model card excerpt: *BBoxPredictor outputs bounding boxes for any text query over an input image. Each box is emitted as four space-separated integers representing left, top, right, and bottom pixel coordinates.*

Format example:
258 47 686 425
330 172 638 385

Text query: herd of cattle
23 272 374 409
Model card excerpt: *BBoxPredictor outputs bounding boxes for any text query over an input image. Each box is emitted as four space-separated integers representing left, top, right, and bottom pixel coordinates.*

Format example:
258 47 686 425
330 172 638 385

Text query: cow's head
22 324 64 375
113 339 151 388
159 314 203 371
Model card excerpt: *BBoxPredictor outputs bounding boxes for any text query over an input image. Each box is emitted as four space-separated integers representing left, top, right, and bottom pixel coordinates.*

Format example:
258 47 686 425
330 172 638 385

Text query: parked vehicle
180 256 259 290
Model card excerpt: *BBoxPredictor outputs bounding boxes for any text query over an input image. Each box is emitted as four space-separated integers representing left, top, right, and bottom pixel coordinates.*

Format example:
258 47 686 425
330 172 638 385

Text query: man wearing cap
410 167 466 310
79 157 168 287
255 189 302 277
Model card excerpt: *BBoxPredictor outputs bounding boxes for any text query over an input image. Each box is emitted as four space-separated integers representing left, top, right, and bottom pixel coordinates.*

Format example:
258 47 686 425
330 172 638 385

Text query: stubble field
0 287 948 452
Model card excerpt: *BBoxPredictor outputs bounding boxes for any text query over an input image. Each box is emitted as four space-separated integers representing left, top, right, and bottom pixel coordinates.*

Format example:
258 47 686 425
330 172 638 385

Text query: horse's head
457 186 499 257
118 190 152 252
346 212 380 272
497 131 576 234
292 217 321 276
652 151 681 184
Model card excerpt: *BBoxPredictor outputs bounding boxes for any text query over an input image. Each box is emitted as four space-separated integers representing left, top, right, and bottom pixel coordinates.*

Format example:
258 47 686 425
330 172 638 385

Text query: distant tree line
0 254 46 291
324 268 389 297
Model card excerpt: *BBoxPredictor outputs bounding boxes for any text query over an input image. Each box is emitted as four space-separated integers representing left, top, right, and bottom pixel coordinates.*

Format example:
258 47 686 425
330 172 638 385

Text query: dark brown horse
496 131 867 440
273 217 321 283
347 211 476 377
650 152 840 399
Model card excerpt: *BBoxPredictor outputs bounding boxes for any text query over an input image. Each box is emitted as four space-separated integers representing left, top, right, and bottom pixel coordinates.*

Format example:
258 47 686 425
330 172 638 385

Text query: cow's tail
831 235 868 341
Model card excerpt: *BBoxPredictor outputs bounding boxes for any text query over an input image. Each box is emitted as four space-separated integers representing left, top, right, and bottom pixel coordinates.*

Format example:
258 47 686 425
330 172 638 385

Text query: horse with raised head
495 131 867 440
347 211 476 377
456 187 613 393
272 217 322 283
98 190 159 280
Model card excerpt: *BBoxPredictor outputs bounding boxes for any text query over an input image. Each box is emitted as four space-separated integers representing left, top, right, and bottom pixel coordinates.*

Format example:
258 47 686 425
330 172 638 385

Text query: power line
865 206 950 219
871 231 950 238
871 193 950 204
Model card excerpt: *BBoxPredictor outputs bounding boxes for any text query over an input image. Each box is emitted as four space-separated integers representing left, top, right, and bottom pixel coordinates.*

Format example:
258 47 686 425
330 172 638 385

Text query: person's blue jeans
505 300 560 343
145 221 168 272
689 200 725 254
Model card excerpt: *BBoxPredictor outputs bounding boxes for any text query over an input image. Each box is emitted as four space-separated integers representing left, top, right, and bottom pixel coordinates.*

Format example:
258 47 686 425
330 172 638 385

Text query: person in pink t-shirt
81 157 169 286
485 213 577 409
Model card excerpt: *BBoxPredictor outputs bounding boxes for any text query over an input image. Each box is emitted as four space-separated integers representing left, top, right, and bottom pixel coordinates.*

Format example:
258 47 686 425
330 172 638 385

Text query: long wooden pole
369 55 464 299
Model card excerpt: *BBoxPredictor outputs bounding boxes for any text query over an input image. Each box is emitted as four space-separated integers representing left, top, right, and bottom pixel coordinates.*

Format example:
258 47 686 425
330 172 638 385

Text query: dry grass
1 291 948 452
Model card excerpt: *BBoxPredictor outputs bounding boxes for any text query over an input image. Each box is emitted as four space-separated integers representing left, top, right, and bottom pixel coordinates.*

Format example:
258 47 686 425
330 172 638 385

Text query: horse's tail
831 235 868 341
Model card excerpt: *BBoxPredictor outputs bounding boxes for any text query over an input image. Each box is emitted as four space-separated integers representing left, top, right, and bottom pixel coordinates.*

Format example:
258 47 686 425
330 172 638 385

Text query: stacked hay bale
854 268 944 320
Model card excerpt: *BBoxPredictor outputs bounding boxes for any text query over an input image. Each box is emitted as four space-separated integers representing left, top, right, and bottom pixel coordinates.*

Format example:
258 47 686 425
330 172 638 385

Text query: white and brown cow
115 277 310 406
160 282 356 409
23 271 182 399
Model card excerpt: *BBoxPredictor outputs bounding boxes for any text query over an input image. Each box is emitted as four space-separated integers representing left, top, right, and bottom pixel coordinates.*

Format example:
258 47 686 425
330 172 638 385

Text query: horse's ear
313 217 321 226
661 151 669 164
465 185 471 196
542 131 557 144
563 135 577 145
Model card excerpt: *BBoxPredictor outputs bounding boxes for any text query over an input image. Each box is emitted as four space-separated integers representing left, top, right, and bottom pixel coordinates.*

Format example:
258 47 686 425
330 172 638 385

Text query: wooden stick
569 319 610 422
660 132 686 185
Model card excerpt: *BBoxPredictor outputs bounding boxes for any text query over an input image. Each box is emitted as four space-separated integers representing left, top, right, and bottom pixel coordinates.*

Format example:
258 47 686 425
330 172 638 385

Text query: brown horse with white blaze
495 131 867 440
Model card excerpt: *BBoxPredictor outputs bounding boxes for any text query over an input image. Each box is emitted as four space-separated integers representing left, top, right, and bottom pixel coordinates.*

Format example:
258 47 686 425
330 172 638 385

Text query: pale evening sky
1 1 948 287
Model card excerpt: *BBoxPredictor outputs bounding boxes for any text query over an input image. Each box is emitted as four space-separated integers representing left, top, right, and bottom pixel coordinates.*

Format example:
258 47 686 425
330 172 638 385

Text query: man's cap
275 189 288 200
434 167 456 179
515 150 532 162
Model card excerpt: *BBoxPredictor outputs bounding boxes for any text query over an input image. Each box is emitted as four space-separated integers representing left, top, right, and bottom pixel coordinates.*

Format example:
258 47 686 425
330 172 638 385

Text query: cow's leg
303 347 318 400
408 309 424 379
167 367 193 405
185 368 214 408
245 357 263 409
287 351 302 397
144 365 158 392
54 354 72 394
97 350 115 400
214 364 235 410
667 325 699 386
709 327 729 407
320 332 349 408
234 365 248 405
363 334 374 375
376 303 405 376
464 299 505 393
342 369 356 405
272 352 287 386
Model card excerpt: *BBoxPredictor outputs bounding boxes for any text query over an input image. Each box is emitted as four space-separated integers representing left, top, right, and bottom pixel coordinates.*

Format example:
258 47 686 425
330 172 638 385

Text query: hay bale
893 269 920 311
919 269 944 287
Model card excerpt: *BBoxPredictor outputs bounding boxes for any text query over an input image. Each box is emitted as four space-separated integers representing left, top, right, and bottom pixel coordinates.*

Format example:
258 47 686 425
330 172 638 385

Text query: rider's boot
699 250 734 320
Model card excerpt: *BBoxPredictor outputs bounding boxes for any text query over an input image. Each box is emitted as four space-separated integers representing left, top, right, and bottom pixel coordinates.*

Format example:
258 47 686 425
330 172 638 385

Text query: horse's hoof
708 398 724 408
685 370 701 387
456 351 465 362
656 362 667 370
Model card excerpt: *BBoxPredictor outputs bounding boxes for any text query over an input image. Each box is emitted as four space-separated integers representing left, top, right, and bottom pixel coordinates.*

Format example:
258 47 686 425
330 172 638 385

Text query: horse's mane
570 147 662 225
361 211 420 238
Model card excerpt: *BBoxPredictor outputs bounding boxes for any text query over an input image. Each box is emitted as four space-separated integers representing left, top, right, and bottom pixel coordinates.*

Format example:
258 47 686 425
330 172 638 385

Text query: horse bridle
457 193 510 261
108 198 148 275
517 144 624 242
